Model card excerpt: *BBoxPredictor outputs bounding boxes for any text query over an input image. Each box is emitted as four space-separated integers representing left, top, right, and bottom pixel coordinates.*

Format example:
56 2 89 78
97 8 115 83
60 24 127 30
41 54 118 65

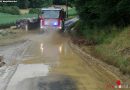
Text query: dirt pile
120 47 130 55
72 38 97 46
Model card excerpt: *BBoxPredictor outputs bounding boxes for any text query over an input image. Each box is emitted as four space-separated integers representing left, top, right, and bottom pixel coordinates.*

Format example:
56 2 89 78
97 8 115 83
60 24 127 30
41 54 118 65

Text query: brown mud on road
5 30 130 90
0 29 28 46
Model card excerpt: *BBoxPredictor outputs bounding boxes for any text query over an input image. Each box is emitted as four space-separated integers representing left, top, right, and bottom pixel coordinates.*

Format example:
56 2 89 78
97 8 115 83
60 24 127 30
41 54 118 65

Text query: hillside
82 27 130 75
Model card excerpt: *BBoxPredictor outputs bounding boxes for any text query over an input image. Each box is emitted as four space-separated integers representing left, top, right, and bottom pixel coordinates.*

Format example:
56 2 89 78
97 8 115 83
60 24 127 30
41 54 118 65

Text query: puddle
0 40 31 65
14 75 77 90
22 31 69 66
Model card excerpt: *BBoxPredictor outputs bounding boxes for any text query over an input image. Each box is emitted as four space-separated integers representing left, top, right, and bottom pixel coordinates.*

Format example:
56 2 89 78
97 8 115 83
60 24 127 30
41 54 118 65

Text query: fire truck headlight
53 22 58 26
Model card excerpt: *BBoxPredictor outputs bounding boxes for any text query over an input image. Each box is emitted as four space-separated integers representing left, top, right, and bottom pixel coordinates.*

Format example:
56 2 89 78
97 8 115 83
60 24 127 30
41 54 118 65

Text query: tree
11 0 53 8
17 0 30 9
53 0 75 7
75 0 130 27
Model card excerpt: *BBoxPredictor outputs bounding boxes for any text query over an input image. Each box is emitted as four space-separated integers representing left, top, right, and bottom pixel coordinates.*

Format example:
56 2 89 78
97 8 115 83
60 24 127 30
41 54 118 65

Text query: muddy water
7 30 124 90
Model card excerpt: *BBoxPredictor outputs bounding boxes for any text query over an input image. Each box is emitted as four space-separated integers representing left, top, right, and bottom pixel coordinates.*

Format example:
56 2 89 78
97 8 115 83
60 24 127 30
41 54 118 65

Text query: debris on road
72 38 97 46
0 56 3 62
0 65 17 90
0 62 5 67
0 56 5 67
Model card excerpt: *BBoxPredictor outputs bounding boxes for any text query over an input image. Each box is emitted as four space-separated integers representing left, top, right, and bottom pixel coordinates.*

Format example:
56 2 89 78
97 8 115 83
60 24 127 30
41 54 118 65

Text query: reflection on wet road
6 30 122 90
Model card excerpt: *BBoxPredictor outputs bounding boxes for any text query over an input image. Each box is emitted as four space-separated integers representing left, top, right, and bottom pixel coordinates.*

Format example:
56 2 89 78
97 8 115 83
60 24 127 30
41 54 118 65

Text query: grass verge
73 22 130 75
93 27 130 75
0 13 37 28
68 7 77 18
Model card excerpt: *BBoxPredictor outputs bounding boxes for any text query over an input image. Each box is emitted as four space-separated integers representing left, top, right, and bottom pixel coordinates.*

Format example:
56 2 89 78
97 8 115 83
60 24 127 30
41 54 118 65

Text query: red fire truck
40 7 65 31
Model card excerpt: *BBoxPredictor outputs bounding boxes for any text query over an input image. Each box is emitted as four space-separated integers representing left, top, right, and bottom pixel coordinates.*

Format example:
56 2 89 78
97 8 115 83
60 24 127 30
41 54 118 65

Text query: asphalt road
0 18 128 90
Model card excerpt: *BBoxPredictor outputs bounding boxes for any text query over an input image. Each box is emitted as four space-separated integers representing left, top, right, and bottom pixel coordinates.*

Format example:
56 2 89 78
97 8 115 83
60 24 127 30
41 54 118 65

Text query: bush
75 0 130 27
68 7 77 17
29 8 40 14
0 23 15 29
93 27 130 75
0 6 20 15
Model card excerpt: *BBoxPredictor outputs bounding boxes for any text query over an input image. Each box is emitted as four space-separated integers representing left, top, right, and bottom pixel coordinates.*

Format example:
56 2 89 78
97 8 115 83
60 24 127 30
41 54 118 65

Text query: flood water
6 30 123 90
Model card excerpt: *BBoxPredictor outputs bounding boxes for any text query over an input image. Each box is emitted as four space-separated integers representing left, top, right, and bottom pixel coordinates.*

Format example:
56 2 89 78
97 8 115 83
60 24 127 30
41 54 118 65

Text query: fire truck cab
40 7 65 31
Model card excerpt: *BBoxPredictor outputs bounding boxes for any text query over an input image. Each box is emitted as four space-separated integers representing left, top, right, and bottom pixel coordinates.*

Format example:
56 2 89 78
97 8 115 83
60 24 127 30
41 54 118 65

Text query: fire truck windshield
42 10 60 19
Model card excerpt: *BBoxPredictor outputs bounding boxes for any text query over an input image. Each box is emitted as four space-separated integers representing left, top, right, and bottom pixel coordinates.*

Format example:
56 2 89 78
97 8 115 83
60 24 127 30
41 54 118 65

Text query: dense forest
0 0 74 8
75 0 130 27
0 0 53 8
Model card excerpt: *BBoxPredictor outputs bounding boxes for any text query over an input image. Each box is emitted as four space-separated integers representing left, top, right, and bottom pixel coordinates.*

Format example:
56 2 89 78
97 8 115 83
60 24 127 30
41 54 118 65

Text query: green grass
75 23 130 75
0 13 37 25
93 27 130 75
68 7 77 17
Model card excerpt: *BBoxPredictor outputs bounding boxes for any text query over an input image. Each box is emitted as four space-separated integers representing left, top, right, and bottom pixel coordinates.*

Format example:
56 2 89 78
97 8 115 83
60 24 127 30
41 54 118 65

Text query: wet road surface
5 30 126 90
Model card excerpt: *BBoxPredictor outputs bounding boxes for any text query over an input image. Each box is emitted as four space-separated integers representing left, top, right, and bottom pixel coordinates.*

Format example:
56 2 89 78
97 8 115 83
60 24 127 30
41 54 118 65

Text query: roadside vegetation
72 0 130 75
29 8 40 14
0 13 37 29
79 27 130 75
68 7 77 18
94 27 130 74
0 6 20 15
0 13 37 24
0 0 53 9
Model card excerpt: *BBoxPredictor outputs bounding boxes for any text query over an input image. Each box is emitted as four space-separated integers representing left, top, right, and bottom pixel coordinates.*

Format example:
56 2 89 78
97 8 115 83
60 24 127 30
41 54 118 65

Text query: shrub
0 6 20 15
68 7 77 16
0 23 15 29
29 8 40 14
